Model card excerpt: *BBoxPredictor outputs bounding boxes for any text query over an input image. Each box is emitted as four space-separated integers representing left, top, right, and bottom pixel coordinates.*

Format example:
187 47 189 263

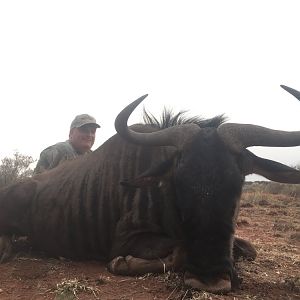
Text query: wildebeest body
23 122 243 283
27 125 182 260
2 91 300 294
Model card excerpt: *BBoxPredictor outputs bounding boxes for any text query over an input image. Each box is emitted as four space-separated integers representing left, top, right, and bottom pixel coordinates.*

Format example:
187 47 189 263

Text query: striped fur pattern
1 109 240 288
1 109 224 260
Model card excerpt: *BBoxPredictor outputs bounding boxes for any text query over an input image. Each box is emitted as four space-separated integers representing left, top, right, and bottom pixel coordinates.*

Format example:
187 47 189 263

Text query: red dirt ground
0 191 299 300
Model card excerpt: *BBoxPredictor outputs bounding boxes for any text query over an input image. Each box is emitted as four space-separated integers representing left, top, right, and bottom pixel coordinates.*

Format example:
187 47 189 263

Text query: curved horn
115 95 200 147
281 85 300 101
218 123 300 153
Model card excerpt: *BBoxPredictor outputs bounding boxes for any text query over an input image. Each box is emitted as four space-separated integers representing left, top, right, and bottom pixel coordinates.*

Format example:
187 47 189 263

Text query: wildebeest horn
218 123 300 153
217 85 300 152
115 95 200 147
281 85 300 101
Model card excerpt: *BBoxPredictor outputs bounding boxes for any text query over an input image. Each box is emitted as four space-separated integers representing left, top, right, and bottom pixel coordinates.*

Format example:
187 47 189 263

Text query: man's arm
33 147 61 174
34 142 79 175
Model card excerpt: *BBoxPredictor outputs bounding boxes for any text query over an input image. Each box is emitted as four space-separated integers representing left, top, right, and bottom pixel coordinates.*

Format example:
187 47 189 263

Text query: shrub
0 152 35 187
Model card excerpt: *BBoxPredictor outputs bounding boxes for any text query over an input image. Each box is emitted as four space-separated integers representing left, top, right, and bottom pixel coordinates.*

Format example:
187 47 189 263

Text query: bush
0 152 35 187
243 181 300 199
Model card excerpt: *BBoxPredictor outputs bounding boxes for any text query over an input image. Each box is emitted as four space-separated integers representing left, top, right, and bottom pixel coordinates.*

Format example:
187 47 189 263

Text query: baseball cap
70 114 100 129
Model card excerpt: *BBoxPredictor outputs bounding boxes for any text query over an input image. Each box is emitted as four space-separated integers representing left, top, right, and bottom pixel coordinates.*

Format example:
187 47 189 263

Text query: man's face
69 124 98 154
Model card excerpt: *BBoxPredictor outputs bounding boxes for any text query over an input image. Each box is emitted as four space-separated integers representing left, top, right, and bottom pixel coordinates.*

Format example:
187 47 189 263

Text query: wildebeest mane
143 108 226 129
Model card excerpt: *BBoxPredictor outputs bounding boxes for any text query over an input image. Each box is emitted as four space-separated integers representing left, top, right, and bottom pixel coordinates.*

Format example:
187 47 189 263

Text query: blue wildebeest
1 91 300 293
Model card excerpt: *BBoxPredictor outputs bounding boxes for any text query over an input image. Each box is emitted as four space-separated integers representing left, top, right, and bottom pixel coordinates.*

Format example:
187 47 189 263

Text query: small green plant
54 278 100 299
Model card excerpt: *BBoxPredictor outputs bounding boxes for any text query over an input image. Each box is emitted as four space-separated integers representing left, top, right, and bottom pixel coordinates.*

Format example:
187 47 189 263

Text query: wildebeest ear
251 156 300 184
120 154 177 188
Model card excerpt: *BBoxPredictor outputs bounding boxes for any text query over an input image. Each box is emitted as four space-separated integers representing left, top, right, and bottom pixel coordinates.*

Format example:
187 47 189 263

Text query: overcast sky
1 1 300 181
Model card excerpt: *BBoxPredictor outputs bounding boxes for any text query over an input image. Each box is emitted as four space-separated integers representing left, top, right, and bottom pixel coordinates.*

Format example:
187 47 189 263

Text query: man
34 114 100 174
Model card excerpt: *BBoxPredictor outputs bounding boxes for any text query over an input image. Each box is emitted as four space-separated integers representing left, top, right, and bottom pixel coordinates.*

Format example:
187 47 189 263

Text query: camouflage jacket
34 140 82 174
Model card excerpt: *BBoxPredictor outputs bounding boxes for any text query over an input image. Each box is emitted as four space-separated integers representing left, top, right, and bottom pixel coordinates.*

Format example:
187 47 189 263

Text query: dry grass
54 278 104 300
243 181 300 199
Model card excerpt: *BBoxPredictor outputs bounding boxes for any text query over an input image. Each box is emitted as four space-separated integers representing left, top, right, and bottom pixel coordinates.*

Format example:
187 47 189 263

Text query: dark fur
143 108 226 129
1 109 243 287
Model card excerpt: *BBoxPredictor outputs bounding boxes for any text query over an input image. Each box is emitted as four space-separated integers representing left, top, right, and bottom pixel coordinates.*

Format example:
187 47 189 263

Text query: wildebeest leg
108 246 183 276
0 179 36 263
233 237 257 261
184 267 241 294
232 199 257 261
0 235 13 263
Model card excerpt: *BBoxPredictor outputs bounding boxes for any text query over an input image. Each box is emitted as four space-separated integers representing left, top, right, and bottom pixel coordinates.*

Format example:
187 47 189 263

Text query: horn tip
280 84 300 101
137 94 148 102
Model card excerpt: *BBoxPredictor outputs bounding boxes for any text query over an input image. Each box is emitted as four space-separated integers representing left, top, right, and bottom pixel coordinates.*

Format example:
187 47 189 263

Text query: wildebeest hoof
184 271 231 294
233 237 257 261
0 236 13 263
107 255 131 275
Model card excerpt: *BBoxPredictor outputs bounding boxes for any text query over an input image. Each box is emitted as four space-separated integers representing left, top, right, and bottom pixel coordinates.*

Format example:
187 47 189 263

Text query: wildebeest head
116 95 300 184
115 94 300 290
